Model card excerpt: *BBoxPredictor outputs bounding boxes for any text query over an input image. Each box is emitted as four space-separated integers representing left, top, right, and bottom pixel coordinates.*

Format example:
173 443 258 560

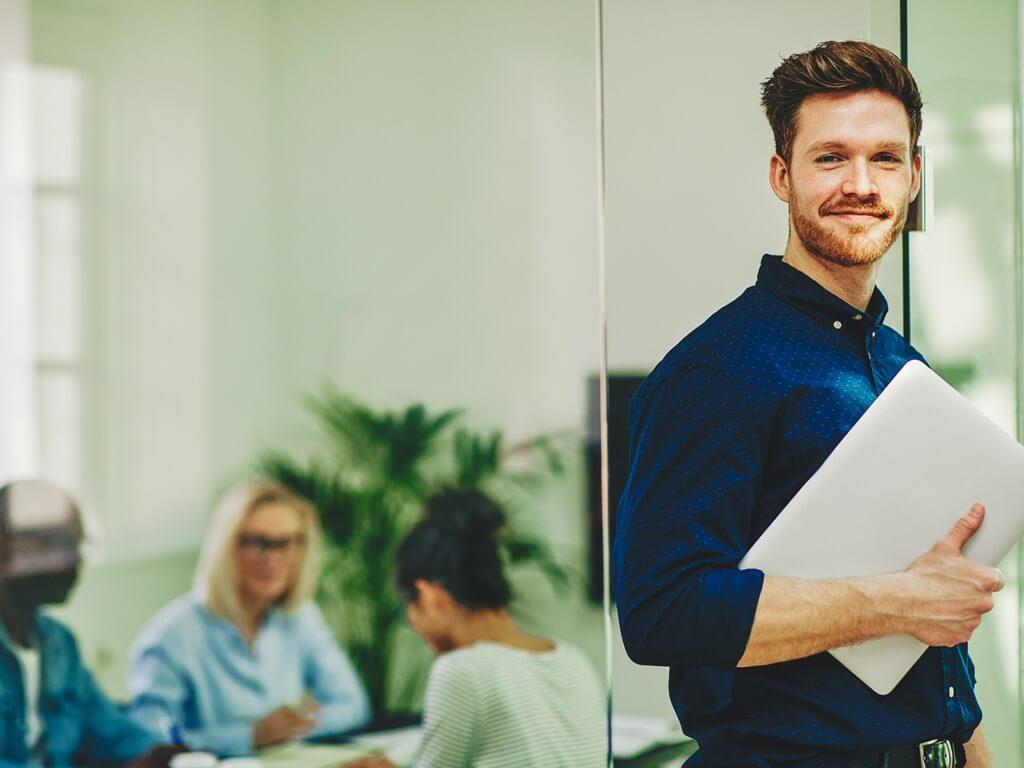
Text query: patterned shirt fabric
613 254 981 768
413 642 606 768
0 613 159 768
128 594 371 757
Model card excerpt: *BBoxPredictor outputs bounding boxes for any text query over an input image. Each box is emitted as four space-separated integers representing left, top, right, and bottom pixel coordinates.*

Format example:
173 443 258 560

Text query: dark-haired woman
353 488 605 768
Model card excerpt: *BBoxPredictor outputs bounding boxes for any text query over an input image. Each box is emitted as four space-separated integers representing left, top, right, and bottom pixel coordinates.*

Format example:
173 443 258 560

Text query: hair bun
424 487 505 541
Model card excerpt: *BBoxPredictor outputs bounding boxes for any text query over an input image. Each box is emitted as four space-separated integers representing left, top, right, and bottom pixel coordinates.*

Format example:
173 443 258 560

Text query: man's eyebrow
805 140 909 154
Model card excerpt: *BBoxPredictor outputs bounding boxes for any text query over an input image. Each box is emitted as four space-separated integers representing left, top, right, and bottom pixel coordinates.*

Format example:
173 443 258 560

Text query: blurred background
3 0 1024 765
0 0 606 739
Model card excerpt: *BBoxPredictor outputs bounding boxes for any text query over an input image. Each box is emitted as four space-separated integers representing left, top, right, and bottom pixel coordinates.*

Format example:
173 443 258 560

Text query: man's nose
841 157 877 199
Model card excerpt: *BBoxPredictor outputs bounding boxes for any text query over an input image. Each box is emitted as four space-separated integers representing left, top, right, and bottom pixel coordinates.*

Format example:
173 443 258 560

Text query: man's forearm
737 573 907 667
738 504 1002 668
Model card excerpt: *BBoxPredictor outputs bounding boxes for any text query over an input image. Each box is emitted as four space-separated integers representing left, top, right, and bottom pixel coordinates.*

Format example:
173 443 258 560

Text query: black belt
843 738 966 768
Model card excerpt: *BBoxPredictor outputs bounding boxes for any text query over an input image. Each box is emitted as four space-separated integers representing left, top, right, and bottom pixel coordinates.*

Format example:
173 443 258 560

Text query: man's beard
791 195 908 267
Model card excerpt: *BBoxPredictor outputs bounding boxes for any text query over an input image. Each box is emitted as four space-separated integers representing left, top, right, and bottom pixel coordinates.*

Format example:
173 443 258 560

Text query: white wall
29 0 216 558
0 0 33 480
29 0 601 561
268 1 599 444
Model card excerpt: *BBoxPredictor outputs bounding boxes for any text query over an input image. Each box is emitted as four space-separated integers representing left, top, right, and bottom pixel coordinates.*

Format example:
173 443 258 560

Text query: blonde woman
128 481 370 757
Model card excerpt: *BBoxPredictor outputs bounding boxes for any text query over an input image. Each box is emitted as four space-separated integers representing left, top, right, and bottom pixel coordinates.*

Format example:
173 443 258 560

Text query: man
0 479 183 767
614 41 1002 768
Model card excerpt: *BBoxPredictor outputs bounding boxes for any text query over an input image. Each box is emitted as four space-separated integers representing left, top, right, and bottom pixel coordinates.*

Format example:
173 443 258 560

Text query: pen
159 715 185 746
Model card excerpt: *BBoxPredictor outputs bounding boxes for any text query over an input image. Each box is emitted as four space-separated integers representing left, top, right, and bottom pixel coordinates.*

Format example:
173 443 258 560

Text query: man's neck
782 242 879 312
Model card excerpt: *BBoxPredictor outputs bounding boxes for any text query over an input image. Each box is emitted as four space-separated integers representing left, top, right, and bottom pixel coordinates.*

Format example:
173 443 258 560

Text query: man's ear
908 149 923 204
769 154 791 203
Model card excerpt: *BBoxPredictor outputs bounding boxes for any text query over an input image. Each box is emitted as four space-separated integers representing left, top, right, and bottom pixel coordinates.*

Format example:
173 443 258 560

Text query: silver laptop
740 360 1024 694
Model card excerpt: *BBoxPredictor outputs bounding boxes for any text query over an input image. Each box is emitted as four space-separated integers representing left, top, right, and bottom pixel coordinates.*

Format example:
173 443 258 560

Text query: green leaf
453 429 503 487
258 452 360 543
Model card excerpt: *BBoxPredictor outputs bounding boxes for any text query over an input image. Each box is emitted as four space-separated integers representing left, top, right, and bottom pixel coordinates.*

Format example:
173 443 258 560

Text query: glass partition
906 0 1022 763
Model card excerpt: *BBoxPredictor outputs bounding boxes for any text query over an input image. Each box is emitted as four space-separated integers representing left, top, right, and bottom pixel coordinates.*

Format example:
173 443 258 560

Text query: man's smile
822 204 891 221
829 211 887 222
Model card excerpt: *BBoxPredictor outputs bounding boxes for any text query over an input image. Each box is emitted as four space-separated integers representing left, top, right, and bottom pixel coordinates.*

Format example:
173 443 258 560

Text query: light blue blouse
128 594 370 757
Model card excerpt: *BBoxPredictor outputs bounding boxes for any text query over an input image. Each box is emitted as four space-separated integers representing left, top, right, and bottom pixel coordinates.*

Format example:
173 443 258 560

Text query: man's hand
739 501 1004 668
124 745 188 768
898 503 1005 647
252 701 319 748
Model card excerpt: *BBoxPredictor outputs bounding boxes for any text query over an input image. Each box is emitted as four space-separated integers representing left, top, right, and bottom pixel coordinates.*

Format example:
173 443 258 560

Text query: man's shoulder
636 287 786 404
35 613 92 681
36 612 79 651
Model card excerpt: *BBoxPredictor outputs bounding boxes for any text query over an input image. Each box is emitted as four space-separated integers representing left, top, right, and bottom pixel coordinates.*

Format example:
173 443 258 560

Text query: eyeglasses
237 533 305 556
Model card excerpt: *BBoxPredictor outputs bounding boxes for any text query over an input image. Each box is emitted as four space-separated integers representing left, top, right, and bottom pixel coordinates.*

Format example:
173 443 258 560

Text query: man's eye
815 154 842 164
875 154 902 163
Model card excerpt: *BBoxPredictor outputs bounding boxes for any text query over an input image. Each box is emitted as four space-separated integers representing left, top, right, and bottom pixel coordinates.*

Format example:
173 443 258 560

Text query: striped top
413 641 606 768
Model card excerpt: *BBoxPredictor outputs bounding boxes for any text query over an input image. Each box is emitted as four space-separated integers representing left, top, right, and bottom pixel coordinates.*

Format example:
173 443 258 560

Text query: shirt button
853 314 863 321
833 320 842 330
948 686 955 699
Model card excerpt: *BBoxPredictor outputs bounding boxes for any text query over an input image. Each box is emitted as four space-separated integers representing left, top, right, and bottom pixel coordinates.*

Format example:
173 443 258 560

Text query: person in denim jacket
0 479 181 768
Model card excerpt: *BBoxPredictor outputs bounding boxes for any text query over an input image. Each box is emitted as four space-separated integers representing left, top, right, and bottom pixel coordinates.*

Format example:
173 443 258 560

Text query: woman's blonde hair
193 480 322 623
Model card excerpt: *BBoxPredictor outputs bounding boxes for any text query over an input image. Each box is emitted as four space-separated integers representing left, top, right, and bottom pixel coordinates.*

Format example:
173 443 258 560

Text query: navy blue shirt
614 254 981 768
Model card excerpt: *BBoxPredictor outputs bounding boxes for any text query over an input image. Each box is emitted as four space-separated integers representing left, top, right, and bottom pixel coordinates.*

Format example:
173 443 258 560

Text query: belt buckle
918 738 955 768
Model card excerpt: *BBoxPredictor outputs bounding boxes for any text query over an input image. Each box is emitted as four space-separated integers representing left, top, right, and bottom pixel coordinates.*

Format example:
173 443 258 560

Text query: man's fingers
992 567 1006 593
943 503 985 551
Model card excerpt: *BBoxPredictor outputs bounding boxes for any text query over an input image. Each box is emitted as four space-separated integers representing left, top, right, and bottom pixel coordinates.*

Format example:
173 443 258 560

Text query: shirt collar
756 253 888 333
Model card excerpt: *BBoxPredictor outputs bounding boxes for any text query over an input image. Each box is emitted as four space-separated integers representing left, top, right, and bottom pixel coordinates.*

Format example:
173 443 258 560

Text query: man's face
771 89 922 267
3 570 81 609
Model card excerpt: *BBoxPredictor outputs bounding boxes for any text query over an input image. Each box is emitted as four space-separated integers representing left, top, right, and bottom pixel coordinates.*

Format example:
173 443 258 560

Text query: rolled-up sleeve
613 364 767 669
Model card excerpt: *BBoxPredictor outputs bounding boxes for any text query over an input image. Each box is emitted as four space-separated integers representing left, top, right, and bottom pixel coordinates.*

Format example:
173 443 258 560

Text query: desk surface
257 715 694 767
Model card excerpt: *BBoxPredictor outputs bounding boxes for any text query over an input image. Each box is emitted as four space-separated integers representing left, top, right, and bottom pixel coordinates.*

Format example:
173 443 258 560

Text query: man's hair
761 40 923 163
